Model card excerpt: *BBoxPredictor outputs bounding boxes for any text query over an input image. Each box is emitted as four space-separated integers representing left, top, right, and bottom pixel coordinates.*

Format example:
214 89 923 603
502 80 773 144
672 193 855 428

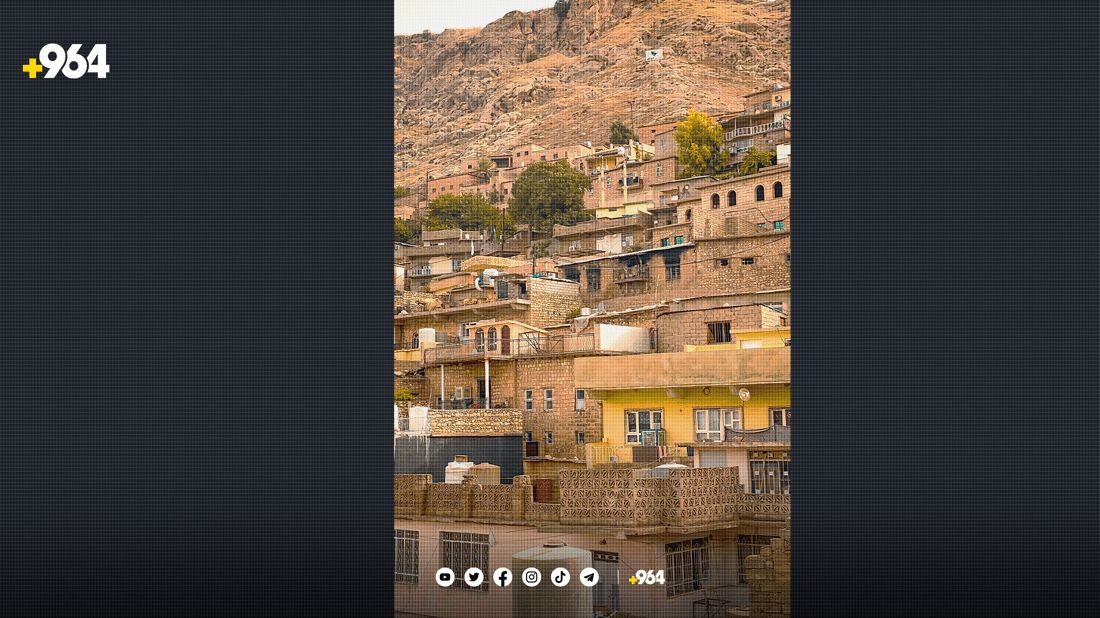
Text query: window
487 327 497 352
665 254 680 281
657 163 663 177
661 238 670 247
625 410 663 444
773 182 783 198
524 431 533 442
587 267 601 290
474 329 484 353
665 538 710 597
695 408 739 441
525 151 529 156
525 390 533 411
544 389 554 411
717 258 729 267
770 407 791 427
395 529 420 585
649 327 657 351
660 137 666 149
742 257 755 266
711 194 720 209
755 185 765 201
749 451 790 495
540 155 546 161
575 389 586 411
707 322 732 343
576 431 585 444
786 253 791 262
606 177 612 188
553 153 558 159
674 236 684 245
728 191 736 206
685 209 691 222
468 164 473 169
439 531 490 592
545 431 553 444
774 220 784 230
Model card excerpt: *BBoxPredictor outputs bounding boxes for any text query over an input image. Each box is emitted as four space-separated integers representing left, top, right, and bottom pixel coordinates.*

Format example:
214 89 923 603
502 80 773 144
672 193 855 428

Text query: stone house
551 213 654 258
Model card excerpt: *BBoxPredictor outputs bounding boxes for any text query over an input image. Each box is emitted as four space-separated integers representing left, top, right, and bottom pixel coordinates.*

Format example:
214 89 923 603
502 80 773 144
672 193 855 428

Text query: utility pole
628 99 636 134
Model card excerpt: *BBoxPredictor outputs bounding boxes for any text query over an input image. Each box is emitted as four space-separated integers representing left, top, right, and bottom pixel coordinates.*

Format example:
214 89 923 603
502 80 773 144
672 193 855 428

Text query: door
592 552 620 612
476 378 491 408
500 326 510 354
525 441 540 457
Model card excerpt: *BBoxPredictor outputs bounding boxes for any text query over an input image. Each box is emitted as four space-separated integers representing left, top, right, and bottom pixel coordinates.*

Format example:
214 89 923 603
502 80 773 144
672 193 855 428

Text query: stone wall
657 305 769 353
744 533 791 618
515 357 604 460
692 235 791 293
428 408 524 436
526 277 582 328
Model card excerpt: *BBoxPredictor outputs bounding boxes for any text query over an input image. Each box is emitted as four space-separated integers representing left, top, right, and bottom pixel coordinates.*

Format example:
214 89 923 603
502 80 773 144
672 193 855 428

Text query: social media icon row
435 567 599 588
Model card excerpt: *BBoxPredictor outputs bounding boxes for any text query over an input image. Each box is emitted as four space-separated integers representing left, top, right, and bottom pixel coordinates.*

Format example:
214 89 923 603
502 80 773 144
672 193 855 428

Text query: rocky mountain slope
395 0 789 190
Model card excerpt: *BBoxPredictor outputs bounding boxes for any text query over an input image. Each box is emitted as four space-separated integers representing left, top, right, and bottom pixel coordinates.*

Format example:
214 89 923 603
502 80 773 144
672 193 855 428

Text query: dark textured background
1 0 1098 614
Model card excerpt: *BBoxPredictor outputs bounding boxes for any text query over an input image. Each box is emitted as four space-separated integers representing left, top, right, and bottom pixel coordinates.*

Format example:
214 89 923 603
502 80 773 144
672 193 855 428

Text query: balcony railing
423 333 596 364
724 120 786 140
615 265 650 283
407 266 432 276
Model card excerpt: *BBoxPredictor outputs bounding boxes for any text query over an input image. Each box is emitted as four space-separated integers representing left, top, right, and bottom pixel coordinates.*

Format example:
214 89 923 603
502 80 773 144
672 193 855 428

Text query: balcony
615 265 650 283
618 176 644 188
724 120 787 140
407 266 433 277
422 333 597 364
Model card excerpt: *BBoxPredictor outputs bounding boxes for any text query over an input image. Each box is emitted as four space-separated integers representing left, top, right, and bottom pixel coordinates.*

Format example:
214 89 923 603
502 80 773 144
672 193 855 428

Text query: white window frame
749 451 790 495
544 389 554 411
575 389 586 411
545 431 553 445
770 407 790 427
694 407 740 442
525 390 533 411
625 409 663 444
576 431 585 444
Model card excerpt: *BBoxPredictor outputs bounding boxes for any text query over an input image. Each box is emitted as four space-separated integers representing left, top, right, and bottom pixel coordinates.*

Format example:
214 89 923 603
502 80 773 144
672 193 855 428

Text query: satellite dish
616 146 625 156
738 388 750 402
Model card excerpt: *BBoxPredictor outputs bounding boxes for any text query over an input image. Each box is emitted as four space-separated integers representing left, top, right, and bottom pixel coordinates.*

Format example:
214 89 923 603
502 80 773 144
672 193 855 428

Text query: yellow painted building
577 328 790 463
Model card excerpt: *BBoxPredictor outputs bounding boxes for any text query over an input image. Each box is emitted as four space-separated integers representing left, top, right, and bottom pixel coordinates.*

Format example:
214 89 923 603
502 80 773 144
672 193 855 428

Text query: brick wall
657 305 768 352
693 236 791 293
743 533 791 618
526 277 582 328
693 166 790 240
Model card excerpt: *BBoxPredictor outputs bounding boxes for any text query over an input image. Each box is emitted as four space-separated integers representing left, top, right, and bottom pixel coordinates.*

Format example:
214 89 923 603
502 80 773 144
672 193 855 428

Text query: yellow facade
594 201 652 219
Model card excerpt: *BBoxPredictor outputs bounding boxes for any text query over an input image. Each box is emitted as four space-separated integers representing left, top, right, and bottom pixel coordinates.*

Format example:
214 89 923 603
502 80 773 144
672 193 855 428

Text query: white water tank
444 455 475 484
512 540 593 618
408 406 429 433
418 327 436 349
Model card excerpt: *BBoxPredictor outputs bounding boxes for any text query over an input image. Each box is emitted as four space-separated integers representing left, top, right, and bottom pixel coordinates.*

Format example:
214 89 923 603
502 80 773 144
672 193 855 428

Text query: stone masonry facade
743 532 791 618
428 408 524 436
656 305 773 353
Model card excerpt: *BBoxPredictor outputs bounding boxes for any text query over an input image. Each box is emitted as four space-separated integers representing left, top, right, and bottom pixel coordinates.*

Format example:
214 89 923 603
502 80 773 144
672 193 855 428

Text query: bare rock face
395 0 790 188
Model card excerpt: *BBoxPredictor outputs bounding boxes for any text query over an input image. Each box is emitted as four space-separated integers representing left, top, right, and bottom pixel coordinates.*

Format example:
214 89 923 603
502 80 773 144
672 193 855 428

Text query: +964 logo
23 44 109 79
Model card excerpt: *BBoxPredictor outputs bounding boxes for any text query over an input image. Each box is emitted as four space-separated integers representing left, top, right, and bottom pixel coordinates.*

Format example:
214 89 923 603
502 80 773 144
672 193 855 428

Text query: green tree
394 217 421 244
507 160 593 232
395 185 411 198
736 147 777 177
427 192 512 236
674 109 731 179
472 158 495 184
486 189 503 205
610 120 639 145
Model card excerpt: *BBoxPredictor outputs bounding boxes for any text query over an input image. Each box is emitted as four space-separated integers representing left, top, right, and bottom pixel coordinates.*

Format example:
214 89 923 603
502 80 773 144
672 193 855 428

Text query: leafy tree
507 160 593 232
736 148 777 177
674 109 731 178
610 120 639 145
486 189 503 205
394 217 421 244
395 387 416 402
472 158 495 184
395 185 411 198
427 192 513 236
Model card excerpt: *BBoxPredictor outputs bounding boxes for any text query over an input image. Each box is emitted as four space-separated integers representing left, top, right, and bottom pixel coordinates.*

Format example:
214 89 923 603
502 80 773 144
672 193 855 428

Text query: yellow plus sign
629 575 638 585
23 58 43 78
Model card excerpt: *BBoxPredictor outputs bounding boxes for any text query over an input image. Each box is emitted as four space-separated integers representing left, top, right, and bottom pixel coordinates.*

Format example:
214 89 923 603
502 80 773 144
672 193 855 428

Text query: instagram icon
510 542 593 618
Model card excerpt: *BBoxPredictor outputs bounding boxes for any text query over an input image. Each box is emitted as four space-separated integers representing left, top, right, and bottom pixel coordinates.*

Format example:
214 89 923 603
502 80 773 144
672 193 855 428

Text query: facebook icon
493 567 513 587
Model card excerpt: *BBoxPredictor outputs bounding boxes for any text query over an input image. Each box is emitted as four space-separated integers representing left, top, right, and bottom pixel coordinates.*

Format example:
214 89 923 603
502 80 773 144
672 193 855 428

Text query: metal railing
407 266 432 276
724 120 786 140
588 445 687 466
615 265 650 283
423 333 596 364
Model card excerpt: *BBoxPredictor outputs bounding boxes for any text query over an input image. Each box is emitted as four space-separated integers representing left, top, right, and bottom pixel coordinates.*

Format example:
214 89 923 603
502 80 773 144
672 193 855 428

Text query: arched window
773 182 783 198
487 327 497 352
685 209 692 222
755 185 765 201
500 325 511 354
728 191 737 206
711 194 720 209
474 329 484 353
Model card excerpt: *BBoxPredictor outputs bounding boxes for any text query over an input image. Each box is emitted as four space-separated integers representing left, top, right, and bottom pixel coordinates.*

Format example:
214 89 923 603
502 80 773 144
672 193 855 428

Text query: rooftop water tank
512 541 593 618
444 455 475 484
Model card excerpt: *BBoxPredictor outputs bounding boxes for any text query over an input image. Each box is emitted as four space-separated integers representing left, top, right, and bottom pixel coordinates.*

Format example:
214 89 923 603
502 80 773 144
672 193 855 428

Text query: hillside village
394 84 791 618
